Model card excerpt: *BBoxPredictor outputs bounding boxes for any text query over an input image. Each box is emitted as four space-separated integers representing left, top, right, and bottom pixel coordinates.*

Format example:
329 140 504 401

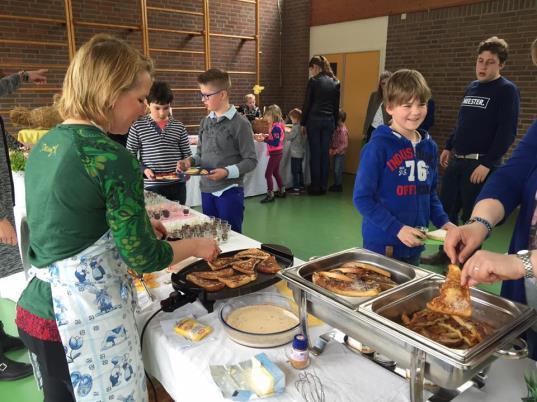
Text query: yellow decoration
18 129 49 145
253 84 265 95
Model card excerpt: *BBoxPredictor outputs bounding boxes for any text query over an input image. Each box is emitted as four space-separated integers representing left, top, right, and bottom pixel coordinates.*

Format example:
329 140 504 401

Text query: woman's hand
397 226 426 248
461 251 525 287
27 69 48 84
150 219 167 239
469 164 490 184
192 238 221 261
444 222 489 265
440 150 452 168
0 218 17 245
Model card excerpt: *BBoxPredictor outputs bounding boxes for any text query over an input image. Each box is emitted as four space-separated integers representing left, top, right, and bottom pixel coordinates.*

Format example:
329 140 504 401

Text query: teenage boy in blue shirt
423 36 520 265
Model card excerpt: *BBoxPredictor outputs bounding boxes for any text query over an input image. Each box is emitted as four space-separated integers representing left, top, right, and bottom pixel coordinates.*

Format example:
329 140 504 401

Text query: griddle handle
160 289 199 313
261 243 293 263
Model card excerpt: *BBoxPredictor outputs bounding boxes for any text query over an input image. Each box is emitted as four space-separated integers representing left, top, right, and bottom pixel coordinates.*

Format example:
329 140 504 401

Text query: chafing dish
281 247 431 308
279 248 537 402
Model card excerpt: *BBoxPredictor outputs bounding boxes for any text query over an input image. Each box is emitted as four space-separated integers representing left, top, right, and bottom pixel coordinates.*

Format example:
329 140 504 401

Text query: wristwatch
516 250 534 279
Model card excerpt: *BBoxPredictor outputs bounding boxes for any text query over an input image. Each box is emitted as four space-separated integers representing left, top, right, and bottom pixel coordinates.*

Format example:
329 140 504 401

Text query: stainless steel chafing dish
281 247 431 308
279 247 537 402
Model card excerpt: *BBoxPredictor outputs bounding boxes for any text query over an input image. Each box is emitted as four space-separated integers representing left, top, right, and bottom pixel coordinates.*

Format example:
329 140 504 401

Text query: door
324 51 380 173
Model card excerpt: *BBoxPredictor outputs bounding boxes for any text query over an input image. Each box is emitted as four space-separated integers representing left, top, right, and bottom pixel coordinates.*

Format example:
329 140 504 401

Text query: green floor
0 173 518 400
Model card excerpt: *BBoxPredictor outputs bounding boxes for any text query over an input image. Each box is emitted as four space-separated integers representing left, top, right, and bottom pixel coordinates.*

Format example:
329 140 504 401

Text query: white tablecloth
136 230 411 402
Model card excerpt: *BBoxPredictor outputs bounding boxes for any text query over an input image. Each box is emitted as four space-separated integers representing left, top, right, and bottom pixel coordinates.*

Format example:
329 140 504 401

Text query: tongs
127 268 155 302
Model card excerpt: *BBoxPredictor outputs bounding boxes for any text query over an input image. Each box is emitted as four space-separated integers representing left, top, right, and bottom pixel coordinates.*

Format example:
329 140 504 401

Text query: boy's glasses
200 89 223 101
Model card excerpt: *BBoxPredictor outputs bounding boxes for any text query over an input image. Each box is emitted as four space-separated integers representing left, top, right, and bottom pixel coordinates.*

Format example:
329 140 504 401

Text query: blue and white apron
29 230 147 402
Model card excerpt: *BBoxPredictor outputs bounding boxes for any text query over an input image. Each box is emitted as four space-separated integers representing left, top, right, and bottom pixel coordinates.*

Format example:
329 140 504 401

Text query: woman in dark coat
301 56 340 195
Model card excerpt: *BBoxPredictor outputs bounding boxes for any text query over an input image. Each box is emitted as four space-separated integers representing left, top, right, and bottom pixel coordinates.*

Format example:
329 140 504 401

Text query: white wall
310 16 389 73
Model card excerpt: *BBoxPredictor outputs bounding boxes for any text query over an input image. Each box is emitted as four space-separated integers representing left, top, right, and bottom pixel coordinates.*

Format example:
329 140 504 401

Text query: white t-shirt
371 104 384 128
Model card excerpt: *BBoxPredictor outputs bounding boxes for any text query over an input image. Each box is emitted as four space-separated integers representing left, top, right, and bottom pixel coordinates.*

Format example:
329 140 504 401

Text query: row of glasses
169 217 232 242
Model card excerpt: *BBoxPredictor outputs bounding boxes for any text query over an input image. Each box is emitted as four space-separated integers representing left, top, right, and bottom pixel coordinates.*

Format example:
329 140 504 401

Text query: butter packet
174 317 212 341
210 353 285 400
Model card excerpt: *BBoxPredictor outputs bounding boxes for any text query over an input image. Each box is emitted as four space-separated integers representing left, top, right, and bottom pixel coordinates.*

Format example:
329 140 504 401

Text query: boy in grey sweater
286 108 307 195
179 69 257 233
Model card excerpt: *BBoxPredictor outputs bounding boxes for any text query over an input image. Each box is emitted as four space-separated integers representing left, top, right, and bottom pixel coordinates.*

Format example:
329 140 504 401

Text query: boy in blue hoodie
353 69 455 265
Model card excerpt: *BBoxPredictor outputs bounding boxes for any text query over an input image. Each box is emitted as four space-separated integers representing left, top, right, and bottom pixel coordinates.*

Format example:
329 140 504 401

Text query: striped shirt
127 115 192 174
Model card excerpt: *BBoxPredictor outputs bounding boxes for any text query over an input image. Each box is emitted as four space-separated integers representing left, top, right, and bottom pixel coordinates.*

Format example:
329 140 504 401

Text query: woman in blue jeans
300 56 341 195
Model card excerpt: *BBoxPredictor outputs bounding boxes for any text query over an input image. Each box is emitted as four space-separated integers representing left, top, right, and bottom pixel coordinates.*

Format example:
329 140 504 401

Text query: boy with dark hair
423 36 520 265
127 81 192 204
354 69 454 265
179 68 257 232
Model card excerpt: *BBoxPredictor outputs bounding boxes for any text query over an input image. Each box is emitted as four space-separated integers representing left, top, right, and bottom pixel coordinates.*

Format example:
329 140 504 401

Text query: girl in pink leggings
255 105 286 203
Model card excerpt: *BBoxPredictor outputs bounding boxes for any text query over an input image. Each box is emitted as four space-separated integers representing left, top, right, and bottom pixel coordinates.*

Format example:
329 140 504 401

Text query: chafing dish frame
279 248 537 402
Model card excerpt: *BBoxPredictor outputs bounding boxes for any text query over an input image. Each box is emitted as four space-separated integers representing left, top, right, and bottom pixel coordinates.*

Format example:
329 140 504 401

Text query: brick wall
0 0 295 137
385 0 537 162
281 0 310 115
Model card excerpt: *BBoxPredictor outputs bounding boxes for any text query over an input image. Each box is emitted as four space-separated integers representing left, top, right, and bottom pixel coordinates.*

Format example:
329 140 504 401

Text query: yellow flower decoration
253 84 264 95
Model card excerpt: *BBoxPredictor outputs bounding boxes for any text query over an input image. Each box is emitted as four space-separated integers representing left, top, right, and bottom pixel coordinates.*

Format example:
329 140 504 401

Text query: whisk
294 370 325 402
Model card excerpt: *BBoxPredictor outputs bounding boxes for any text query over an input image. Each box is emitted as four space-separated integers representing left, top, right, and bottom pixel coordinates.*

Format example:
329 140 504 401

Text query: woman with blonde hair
15 34 219 401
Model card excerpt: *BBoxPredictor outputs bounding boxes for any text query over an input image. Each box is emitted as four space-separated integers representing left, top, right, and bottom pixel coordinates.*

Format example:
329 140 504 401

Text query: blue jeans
201 187 245 233
307 116 335 191
332 154 345 186
291 157 304 188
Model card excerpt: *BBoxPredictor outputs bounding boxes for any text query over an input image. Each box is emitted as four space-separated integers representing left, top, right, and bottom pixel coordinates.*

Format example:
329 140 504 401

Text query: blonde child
238 93 261 122
354 69 455 265
254 105 286 203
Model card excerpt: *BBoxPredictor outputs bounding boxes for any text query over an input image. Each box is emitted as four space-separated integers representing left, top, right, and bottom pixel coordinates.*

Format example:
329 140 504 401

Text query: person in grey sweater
179 69 257 233
0 68 47 381
286 108 307 194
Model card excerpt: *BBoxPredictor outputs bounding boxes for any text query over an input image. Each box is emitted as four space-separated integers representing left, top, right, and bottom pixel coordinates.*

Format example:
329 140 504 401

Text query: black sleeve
333 80 341 124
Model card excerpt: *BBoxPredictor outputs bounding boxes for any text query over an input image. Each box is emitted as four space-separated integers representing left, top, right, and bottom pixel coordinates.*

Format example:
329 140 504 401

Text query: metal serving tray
280 247 431 308
359 275 537 364
283 265 537 396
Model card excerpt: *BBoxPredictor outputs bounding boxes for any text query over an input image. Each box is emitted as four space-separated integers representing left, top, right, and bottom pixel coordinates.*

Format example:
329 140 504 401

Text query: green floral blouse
18 124 172 320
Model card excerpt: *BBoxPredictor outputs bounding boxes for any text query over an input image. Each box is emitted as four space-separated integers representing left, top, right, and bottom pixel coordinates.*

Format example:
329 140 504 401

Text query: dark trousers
439 159 493 225
307 116 335 191
145 182 186 204
202 187 245 233
265 152 283 192
18 328 75 402
291 157 304 188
